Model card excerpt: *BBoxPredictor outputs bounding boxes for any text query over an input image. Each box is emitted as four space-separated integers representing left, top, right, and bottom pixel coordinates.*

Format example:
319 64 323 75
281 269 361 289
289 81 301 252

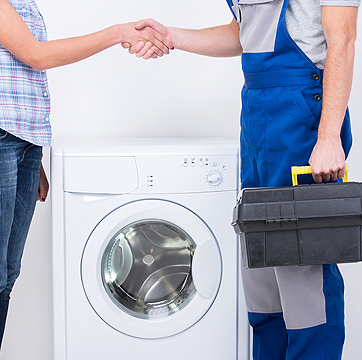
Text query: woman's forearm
0 0 171 71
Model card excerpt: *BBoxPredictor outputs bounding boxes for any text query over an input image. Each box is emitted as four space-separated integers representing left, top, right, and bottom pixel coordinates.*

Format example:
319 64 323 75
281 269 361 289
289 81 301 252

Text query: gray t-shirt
286 0 361 68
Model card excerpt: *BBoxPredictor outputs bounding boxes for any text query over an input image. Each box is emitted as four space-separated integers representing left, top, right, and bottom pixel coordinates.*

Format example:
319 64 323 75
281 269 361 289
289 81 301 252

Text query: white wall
2 1 362 359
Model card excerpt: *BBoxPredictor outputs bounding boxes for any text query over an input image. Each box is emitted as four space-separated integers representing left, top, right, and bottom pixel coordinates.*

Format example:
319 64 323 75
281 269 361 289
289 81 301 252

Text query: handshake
121 19 173 60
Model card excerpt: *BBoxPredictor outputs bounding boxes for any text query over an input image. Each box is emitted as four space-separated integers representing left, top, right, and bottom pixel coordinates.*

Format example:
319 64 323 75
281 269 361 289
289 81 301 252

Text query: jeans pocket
0 129 8 141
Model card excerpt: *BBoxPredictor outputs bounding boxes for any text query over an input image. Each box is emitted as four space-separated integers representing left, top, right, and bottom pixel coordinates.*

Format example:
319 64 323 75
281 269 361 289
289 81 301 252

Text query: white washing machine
51 138 249 360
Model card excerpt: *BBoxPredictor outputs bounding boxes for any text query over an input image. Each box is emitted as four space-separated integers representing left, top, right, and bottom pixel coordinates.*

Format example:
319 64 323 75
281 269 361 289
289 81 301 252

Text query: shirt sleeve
321 0 361 6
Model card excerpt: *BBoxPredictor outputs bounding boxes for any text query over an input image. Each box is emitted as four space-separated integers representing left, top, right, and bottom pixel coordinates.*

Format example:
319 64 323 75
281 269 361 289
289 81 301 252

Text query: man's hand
309 134 346 183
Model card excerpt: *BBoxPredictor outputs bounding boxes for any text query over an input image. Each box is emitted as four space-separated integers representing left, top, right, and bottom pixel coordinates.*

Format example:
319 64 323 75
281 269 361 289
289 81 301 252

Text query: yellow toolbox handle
291 163 348 186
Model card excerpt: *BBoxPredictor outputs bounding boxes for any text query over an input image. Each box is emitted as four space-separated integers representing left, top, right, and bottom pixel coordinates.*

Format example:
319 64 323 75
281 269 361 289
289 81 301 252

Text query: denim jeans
0 129 42 348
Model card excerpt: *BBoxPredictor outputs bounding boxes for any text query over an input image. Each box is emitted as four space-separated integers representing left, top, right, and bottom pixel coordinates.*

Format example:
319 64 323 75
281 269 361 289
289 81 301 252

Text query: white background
1 1 362 359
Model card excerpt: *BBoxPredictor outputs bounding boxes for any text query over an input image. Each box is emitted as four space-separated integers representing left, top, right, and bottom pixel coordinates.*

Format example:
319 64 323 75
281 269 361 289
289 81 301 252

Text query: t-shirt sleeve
321 0 361 6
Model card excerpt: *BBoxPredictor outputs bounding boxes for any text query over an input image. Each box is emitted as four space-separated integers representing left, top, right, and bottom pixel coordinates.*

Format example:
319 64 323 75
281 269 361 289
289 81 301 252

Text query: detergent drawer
232 182 362 268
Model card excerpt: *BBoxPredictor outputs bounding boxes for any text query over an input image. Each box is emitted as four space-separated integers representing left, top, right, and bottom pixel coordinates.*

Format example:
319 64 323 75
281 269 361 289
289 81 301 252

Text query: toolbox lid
233 182 362 234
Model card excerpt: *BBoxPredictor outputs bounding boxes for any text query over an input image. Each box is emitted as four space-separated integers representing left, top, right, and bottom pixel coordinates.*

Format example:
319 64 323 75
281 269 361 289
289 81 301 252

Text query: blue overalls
226 0 352 359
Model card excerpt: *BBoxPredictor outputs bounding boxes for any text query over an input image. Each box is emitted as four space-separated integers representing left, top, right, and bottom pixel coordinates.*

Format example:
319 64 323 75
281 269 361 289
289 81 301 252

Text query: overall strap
225 0 237 20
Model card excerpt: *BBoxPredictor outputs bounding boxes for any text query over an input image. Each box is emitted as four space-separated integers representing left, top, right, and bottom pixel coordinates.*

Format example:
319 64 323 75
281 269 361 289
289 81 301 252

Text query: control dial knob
207 170 223 187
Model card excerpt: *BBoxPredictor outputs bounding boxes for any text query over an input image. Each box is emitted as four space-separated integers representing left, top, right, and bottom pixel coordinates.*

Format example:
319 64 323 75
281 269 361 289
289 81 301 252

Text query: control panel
136 153 238 194
182 156 227 189
53 137 239 195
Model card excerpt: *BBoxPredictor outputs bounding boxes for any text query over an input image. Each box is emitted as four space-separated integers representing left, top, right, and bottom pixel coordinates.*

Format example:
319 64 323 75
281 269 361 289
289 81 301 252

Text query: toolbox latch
266 217 297 230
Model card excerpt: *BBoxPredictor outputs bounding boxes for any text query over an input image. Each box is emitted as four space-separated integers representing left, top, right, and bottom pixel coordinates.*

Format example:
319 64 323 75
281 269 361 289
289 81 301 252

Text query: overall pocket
288 85 321 131
235 0 283 53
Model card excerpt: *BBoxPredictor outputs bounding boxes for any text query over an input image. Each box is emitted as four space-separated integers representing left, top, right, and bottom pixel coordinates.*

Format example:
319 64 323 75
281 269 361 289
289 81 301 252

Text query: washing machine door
81 199 222 339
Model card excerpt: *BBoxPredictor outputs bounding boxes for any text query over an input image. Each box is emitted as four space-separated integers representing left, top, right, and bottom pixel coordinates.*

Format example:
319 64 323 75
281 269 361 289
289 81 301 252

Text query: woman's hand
38 163 49 202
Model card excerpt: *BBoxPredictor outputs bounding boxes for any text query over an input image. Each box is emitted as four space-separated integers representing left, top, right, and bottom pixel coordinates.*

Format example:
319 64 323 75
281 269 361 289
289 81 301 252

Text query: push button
312 74 320 81
314 94 321 101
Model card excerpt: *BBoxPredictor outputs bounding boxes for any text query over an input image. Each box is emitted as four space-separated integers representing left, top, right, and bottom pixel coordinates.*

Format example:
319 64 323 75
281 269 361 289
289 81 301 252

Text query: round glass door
81 199 221 339
101 220 196 319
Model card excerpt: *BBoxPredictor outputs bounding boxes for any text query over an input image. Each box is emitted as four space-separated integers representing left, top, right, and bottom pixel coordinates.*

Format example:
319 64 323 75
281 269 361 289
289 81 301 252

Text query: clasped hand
122 19 171 59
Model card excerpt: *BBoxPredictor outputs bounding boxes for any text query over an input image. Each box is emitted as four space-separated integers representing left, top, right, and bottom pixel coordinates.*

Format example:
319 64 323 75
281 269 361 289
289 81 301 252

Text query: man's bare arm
309 6 358 182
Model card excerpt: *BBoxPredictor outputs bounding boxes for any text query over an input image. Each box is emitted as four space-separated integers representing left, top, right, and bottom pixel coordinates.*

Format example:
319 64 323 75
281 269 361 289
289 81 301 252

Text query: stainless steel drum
101 220 196 319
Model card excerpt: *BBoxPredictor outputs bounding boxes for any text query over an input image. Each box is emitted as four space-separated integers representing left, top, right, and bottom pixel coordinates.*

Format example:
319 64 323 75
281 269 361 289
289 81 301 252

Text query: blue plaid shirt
0 0 51 147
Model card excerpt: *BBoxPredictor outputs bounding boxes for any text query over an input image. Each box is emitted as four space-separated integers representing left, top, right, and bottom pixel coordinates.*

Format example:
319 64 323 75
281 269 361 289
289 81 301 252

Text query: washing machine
51 138 249 360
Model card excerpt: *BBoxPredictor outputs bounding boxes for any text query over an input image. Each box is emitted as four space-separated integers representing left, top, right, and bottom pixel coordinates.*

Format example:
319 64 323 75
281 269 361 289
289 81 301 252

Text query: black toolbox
232 181 362 268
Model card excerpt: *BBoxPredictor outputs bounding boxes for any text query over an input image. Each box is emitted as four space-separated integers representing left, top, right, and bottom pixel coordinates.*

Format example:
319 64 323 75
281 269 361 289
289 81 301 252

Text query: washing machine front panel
81 199 222 339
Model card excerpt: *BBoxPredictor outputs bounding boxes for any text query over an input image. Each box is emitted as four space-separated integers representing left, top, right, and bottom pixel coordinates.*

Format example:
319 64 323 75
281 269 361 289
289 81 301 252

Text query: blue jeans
0 129 42 348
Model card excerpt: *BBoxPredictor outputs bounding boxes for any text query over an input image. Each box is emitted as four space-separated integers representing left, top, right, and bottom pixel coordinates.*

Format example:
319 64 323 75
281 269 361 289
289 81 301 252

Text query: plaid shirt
0 0 51 146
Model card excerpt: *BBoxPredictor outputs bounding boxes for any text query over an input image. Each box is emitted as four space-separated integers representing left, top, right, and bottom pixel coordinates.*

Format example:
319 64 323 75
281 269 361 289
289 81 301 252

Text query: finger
312 172 323 183
329 170 338 182
40 178 49 201
142 46 156 60
135 18 165 35
128 41 145 55
38 186 48 202
135 19 149 30
150 37 170 55
135 41 154 58
146 44 164 59
38 180 49 202
153 33 173 52
310 162 321 183
143 45 163 60
337 167 345 180
122 42 131 49
322 173 331 183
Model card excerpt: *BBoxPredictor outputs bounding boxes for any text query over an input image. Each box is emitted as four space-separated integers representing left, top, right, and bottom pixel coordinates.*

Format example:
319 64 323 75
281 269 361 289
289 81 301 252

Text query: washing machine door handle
192 240 221 299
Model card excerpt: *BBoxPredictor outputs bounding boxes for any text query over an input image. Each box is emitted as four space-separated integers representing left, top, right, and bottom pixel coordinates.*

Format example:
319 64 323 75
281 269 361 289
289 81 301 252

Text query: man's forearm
168 19 242 58
318 7 357 142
